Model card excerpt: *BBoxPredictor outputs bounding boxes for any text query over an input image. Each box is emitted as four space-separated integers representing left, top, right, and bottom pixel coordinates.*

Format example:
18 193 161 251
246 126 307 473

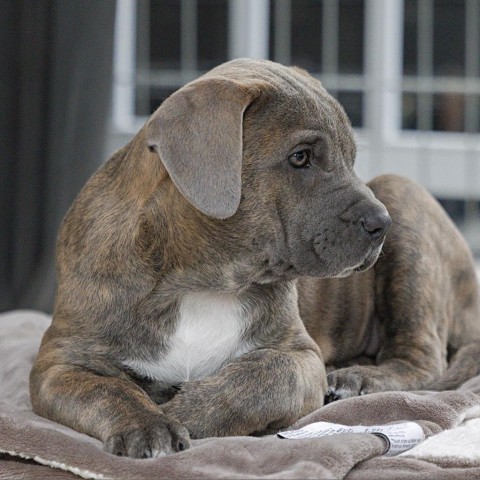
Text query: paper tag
278 421 425 456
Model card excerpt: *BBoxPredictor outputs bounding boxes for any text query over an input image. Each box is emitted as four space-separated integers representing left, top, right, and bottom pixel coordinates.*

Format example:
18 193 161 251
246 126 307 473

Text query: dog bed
2 309 480 480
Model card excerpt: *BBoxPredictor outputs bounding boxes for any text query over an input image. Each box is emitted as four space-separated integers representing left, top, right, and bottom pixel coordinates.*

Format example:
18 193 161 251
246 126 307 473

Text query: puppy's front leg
325 280 446 402
30 358 191 458
326 250 448 401
161 346 326 438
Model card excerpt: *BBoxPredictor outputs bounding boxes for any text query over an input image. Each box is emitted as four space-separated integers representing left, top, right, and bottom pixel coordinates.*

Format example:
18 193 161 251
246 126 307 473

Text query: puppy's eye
288 149 311 168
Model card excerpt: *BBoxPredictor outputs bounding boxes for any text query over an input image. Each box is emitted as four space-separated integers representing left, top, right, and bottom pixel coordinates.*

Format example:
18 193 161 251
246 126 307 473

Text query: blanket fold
2 310 480 480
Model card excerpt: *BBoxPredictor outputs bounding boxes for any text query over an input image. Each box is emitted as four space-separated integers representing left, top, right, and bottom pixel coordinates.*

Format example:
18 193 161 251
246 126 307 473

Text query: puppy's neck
138 185 264 293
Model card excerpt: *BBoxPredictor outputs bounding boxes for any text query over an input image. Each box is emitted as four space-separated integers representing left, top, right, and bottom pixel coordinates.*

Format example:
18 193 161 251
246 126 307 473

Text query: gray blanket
2 310 480 480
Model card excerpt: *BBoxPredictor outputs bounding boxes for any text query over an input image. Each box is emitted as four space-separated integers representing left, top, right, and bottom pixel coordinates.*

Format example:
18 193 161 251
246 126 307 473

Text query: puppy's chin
254 242 384 283
300 242 384 279
335 243 384 278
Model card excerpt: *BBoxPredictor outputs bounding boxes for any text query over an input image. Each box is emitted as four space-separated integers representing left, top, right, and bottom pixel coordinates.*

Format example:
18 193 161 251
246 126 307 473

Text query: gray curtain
0 0 116 313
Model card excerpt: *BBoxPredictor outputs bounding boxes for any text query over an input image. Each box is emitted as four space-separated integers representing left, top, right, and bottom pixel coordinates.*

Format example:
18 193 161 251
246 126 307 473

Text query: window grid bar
135 0 151 116
112 0 137 131
228 0 270 59
273 0 291 65
364 0 404 136
416 0 434 131
135 68 367 92
465 0 480 133
402 76 480 94
135 69 205 87
322 0 339 81
465 0 480 77
181 0 198 72
315 74 366 92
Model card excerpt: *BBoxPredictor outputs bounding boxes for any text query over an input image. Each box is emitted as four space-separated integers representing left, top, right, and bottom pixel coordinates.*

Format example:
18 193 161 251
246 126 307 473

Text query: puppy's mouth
351 243 384 274
354 260 374 273
256 239 384 282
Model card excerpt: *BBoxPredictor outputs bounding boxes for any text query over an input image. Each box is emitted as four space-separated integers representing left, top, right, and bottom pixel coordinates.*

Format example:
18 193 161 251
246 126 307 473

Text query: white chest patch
124 292 251 384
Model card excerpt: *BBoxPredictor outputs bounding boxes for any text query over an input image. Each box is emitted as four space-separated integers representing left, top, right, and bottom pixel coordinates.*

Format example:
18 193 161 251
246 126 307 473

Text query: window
114 0 368 129
269 0 366 127
111 0 480 252
402 0 480 133
135 0 229 116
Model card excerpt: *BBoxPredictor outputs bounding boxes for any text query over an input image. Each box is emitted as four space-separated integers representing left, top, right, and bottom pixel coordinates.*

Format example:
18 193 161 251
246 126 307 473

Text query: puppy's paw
325 366 389 403
104 416 191 458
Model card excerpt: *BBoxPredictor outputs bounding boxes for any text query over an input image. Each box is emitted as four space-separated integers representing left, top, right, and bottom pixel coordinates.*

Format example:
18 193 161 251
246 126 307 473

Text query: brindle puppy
31 59 477 460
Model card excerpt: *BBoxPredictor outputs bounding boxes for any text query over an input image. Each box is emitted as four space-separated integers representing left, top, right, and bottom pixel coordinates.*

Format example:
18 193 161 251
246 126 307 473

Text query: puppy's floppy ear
146 77 258 219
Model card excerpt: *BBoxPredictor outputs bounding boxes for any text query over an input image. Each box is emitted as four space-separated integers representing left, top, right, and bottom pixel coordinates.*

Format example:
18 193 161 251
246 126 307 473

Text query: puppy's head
146 59 391 280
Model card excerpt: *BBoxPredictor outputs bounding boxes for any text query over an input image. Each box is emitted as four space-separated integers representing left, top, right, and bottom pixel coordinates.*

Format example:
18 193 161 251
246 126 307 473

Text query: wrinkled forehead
208 59 356 158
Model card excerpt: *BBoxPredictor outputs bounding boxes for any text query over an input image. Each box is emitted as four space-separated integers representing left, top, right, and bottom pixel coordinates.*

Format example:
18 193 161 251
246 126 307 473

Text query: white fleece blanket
2 310 480 480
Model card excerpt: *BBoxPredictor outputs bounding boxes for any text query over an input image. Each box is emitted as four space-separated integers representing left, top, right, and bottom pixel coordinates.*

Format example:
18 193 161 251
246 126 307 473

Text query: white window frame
358 0 480 201
110 0 480 200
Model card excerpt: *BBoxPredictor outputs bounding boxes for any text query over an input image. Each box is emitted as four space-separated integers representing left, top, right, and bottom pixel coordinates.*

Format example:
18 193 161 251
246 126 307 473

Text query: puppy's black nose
360 212 392 241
